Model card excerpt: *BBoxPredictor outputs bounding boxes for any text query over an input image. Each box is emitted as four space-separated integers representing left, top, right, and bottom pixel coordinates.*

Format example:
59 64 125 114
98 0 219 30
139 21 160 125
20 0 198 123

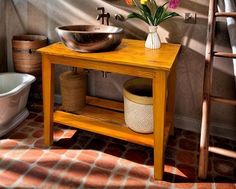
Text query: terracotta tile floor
0 109 235 189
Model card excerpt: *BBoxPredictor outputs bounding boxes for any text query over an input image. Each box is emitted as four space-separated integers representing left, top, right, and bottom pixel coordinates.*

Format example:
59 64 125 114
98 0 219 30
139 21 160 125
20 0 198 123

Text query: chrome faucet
96 7 110 25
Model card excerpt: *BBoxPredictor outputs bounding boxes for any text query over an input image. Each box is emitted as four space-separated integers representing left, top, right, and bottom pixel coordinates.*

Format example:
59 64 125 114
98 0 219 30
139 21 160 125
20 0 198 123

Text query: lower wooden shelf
54 97 171 148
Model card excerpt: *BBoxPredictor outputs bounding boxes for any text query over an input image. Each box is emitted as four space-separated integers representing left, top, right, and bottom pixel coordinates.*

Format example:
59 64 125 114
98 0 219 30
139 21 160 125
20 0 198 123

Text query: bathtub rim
0 72 36 98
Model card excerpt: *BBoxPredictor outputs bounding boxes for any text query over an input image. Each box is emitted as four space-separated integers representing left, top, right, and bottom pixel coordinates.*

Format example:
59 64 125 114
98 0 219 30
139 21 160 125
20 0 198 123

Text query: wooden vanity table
38 39 180 180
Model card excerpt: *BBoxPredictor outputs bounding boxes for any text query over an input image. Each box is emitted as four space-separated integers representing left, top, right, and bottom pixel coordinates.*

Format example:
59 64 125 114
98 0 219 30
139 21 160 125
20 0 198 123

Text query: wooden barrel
12 35 48 75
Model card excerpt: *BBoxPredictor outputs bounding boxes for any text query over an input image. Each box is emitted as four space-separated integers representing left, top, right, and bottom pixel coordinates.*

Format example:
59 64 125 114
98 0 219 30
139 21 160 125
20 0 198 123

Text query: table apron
45 55 167 79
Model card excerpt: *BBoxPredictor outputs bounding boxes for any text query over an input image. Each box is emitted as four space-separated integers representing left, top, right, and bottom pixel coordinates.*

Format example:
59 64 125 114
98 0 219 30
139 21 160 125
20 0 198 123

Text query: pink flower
168 0 180 9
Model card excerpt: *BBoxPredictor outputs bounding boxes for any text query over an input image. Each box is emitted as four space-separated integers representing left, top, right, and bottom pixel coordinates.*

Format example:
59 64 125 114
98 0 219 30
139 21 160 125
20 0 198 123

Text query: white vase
145 26 161 49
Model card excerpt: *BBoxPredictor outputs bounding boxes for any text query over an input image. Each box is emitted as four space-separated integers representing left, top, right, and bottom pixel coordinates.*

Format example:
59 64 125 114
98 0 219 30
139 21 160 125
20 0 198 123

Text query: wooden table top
38 38 181 71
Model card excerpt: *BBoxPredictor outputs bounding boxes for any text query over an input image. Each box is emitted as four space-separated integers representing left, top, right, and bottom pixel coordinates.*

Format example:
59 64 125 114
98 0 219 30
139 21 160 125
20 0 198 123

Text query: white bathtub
0 73 35 137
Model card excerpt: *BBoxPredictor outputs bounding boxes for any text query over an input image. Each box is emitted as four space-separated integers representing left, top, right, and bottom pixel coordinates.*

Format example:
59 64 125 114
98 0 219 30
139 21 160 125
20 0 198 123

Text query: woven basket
123 78 153 133
12 35 48 75
60 70 87 113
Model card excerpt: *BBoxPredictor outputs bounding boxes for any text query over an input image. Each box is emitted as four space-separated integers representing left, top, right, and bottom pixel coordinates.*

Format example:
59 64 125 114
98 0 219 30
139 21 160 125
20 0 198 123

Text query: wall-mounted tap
115 14 125 22
96 7 110 25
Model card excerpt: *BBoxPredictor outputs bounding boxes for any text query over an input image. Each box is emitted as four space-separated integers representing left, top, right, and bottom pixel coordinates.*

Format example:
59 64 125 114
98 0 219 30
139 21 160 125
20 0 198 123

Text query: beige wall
0 0 7 72
4 0 236 139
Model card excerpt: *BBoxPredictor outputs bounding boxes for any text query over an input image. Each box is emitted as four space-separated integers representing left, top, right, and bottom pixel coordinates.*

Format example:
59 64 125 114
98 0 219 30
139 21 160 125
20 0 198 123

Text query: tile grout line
170 135 180 189
103 147 130 189
9 122 76 187
0 130 37 175
118 144 158 189
8 115 51 188
79 136 111 189
52 131 97 189
1 113 235 189
78 152 102 189
39 129 91 188
0 117 41 176
115 145 136 189
10 152 45 188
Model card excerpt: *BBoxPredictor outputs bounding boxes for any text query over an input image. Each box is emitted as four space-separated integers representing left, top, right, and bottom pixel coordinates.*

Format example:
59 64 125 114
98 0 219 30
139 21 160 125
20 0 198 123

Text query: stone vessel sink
56 25 124 52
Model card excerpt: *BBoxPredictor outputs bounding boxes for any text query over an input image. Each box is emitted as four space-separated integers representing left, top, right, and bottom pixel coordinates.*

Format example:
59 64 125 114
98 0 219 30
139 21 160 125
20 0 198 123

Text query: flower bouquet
125 0 180 49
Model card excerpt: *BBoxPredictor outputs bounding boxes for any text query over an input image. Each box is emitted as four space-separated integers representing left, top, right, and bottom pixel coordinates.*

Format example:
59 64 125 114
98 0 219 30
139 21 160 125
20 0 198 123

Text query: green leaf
141 4 154 25
153 2 168 26
153 6 164 25
150 0 157 8
148 0 158 15
159 11 180 24
132 0 145 16
126 1 180 26
132 0 142 10
127 12 149 24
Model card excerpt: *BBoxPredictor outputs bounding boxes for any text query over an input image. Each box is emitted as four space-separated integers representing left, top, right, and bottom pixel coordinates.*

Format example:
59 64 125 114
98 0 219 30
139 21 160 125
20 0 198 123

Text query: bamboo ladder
199 0 236 179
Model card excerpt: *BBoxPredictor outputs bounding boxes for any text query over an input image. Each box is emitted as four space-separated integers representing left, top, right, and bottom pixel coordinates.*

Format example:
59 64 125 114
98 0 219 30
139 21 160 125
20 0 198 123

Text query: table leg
153 71 167 180
167 64 176 135
42 55 54 146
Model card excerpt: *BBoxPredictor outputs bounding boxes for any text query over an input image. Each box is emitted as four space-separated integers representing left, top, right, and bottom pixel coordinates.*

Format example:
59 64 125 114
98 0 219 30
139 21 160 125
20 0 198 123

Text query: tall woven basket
123 78 153 133
60 69 87 113
12 35 48 75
